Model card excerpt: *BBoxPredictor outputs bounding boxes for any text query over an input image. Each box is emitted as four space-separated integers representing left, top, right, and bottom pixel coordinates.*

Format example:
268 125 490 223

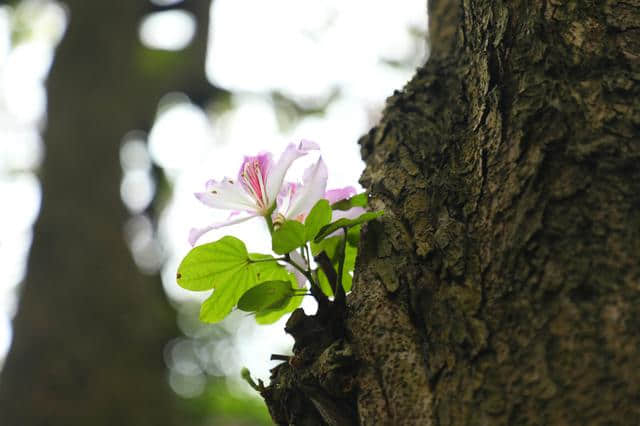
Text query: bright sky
0 0 427 397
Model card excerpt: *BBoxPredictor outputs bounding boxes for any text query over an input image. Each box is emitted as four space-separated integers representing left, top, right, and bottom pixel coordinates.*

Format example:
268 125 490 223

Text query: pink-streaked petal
286 250 307 288
265 140 319 207
195 178 256 212
325 186 356 204
237 152 272 183
286 158 328 221
237 153 273 210
188 213 259 246
237 153 272 185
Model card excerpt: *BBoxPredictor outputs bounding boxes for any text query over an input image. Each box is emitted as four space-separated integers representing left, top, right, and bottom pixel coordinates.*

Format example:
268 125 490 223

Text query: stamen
254 162 268 207
241 160 267 210
273 212 286 229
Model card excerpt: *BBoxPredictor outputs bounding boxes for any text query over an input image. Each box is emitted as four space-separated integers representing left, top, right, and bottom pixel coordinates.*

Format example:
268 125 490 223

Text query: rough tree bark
0 1 210 425
263 1 640 424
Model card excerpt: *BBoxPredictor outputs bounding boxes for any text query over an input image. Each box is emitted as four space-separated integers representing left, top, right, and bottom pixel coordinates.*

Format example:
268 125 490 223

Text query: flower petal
188 213 259 246
265 140 319 207
332 206 366 221
195 178 257 212
276 182 298 215
237 152 272 184
325 186 356 204
285 158 328 221
237 152 273 210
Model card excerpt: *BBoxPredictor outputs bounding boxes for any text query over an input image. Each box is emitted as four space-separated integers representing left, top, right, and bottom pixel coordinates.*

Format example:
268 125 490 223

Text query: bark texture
0 1 210 425
264 0 640 424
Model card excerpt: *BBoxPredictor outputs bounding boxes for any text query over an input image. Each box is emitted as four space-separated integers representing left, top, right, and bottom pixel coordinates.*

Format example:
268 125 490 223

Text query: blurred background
0 0 426 424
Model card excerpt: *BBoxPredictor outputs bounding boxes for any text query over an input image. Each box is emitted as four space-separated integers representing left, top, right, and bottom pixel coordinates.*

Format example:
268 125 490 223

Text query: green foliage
314 236 357 296
331 192 368 210
177 192 381 325
254 278 303 325
272 220 307 254
314 210 383 242
177 236 256 291
273 200 332 254
304 199 332 241
177 236 290 323
199 259 288 324
237 280 294 313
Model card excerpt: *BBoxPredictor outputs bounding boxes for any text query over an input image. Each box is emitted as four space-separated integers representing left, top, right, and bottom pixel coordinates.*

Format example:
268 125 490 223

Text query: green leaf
177 236 251 291
331 192 368 211
199 260 288 323
314 211 384 242
255 270 304 324
237 281 294 312
313 236 357 296
305 199 332 241
317 269 334 297
177 236 288 324
272 219 307 254
347 225 361 247
342 243 357 293
254 285 303 324
310 236 341 257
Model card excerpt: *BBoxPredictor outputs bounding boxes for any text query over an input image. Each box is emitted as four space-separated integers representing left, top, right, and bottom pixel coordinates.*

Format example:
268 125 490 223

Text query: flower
189 140 319 245
275 157 328 224
275 157 363 225
273 158 364 288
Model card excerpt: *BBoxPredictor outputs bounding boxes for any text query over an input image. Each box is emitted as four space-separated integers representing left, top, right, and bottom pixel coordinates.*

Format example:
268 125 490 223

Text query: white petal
325 186 356 204
332 206 366 221
188 213 259 246
286 158 328 220
195 178 257 212
265 140 319 207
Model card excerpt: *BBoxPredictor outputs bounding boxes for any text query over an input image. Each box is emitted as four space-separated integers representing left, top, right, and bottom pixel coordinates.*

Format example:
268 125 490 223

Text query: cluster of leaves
176 193 381 324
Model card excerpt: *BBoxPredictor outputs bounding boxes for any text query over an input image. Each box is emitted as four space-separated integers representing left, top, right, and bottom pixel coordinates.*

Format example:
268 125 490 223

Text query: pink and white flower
189 140 319 245
275 158 364 224
274 158 364 287
275 158 328 223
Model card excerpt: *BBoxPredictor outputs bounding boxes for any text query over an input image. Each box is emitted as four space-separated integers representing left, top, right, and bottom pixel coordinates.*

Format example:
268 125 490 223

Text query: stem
264 204 276 235
304 245 312 270
335 227 348 306
241 368 262 392
301 245 311 271
314 251 338 295
283 255 312 281
265 214 275 235
285 252 330 310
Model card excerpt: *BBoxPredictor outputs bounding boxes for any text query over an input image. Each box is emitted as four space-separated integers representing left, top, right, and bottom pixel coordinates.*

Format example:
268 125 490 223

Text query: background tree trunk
264 1 640 424
0 1 210 425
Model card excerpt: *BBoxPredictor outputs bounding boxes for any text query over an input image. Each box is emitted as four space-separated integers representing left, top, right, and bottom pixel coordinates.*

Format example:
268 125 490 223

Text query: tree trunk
263 1 640 424
0 1 210 425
